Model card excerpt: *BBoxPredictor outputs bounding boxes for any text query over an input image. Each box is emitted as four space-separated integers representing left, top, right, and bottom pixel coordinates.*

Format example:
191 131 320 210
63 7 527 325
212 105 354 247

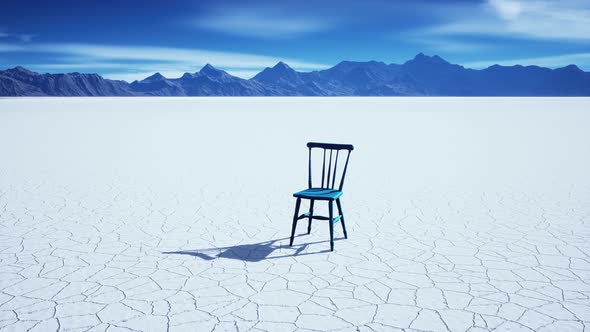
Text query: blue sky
1 0 589 81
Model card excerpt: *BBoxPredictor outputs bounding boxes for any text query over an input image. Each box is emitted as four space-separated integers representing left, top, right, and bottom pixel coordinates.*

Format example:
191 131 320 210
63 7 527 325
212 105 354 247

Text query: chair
290 142 354 251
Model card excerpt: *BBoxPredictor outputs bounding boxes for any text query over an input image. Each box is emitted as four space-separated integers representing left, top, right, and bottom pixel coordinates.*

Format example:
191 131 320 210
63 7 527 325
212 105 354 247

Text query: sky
1 0 589 81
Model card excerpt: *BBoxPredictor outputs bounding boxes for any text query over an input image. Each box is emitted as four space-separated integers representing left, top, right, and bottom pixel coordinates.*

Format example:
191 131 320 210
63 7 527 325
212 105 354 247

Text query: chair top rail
307 142 354 151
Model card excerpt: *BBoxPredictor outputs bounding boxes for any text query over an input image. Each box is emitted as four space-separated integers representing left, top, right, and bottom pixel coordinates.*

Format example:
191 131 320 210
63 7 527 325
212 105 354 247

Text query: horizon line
3 52 587 83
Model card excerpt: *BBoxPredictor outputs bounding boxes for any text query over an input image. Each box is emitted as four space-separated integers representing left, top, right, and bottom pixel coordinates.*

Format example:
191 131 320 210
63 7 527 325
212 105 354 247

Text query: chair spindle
326 149 333 189
331 150 339 189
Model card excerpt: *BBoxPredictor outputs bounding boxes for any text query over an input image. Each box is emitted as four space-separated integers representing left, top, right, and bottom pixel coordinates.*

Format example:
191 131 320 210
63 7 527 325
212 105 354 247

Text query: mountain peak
273 61 291 70
200 64 220 74
139 72 166 83
198 64 218 75
558 64 582 72
8 66 36 75
408 53 449 65
195 64 240 83
199 64 233 79
252 61 300 84
149 72 165 79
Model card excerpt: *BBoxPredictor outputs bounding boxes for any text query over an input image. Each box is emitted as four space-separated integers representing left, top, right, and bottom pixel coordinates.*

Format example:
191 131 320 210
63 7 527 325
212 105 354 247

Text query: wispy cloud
0 42 329 81
193 7 332 38
38 43 328 69
463 52 590 69
399 34 492 54
428 0 590 41
0 29 34 42
489 0 523 20
0 42 27 52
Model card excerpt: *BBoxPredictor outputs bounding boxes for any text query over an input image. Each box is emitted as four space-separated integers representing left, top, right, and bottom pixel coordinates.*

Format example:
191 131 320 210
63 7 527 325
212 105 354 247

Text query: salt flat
0 97 589 331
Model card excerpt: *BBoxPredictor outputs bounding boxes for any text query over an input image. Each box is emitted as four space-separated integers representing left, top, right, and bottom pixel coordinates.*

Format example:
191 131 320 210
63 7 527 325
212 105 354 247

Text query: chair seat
293 188 343 201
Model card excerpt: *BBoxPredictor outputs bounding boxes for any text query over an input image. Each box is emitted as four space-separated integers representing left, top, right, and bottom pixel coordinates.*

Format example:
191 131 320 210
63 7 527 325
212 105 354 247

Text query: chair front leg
328 200 334 251
336 198 348 239
290 198 302 246
307 199 315 234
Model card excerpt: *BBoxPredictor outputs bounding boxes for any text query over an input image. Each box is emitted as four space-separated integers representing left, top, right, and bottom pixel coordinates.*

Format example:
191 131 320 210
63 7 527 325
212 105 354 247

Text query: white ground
0 97 589 332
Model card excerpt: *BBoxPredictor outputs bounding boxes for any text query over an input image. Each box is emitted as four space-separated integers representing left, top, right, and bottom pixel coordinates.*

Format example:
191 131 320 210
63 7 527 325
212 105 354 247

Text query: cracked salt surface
1 97 590 331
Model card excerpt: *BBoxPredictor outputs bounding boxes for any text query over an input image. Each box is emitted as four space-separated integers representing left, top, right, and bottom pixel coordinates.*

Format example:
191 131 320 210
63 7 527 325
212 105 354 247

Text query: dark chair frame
290 142 354 251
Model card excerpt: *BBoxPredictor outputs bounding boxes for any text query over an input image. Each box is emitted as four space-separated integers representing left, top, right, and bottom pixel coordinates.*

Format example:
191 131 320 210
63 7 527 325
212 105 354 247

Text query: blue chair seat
293 188 343 201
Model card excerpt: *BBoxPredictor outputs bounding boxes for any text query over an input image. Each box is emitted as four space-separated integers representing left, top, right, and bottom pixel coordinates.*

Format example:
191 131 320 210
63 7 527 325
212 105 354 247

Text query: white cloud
28 43 328 71
425 0 590 41
463 52 590 69
489 0 523 20
46 44 324 68
193 8 332 38
0 29 34 42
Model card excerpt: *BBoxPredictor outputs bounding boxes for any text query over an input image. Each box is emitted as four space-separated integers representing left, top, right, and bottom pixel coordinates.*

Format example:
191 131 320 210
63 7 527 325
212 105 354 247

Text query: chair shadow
162 235 337 262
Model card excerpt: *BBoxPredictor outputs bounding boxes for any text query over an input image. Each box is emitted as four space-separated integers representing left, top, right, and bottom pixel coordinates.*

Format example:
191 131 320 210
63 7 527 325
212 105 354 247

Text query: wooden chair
290 142 354 251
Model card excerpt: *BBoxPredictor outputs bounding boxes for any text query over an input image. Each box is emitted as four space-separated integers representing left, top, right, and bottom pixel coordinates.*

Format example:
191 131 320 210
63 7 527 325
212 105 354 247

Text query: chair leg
290 198 301 246
328 200 334 251
307 200 314 234
336 198 348 239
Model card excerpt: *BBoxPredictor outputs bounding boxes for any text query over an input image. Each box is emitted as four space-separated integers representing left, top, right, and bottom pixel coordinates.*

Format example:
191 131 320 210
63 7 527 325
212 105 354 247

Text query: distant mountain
177 64 269 96
1 54 589 96
0 66 132 96
130 72 183 96
128 64 269 96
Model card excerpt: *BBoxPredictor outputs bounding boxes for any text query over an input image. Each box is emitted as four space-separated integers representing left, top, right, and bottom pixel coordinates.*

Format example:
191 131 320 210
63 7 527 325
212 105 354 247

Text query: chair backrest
307 142 354 191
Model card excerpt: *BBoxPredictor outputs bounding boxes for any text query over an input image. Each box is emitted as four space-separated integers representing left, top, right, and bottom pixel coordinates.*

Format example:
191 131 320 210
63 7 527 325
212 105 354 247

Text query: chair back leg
328 200 334 251
290 198 302 246
307 200 315 234
336 198 348 239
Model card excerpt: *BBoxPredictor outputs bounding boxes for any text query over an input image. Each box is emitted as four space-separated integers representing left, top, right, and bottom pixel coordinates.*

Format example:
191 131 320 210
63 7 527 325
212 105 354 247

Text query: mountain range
1 53 589 96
